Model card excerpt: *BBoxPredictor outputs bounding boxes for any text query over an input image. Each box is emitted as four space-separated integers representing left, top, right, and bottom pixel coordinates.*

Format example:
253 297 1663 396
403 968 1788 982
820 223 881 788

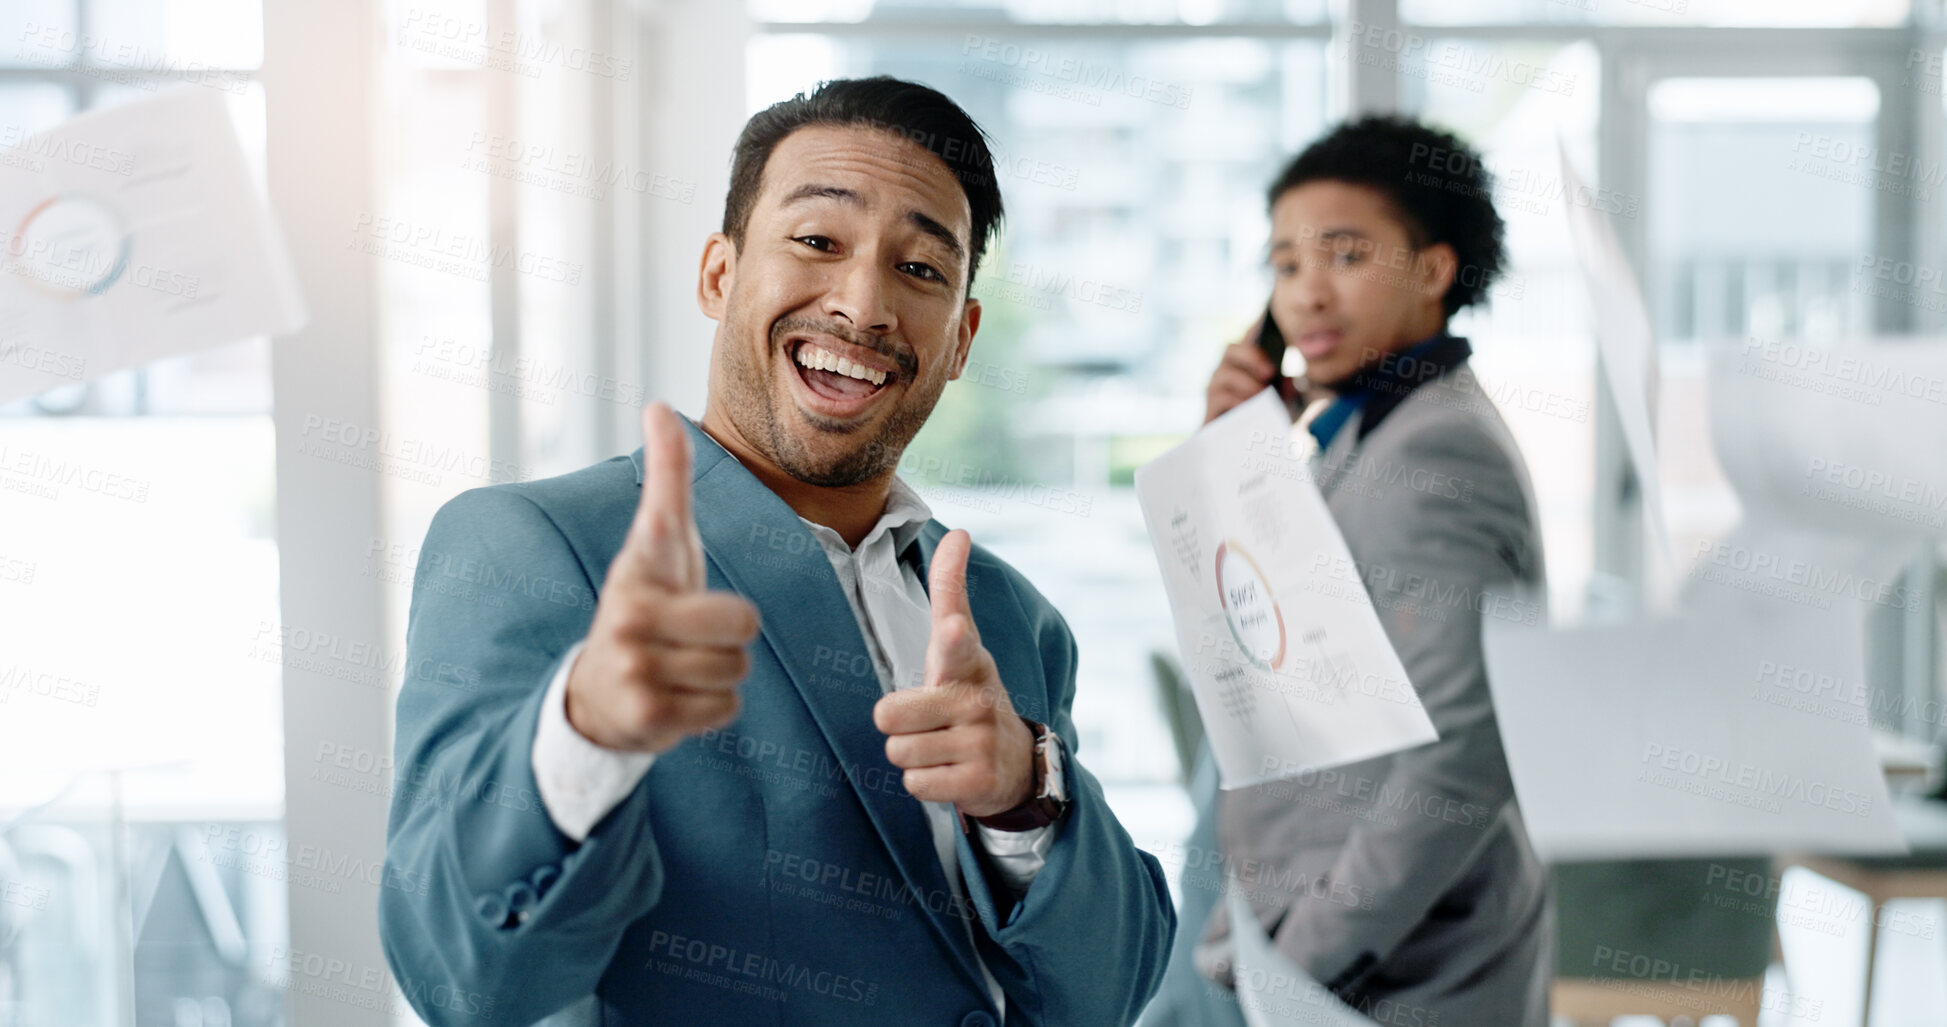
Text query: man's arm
950 598 1178 1027
379 487 668 1027
1270 418 1540 988
381 404 757 1027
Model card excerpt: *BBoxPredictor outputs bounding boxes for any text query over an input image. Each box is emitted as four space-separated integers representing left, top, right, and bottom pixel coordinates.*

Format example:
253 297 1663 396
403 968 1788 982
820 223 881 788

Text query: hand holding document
1135 389 1437 789
1225 888 1378 1027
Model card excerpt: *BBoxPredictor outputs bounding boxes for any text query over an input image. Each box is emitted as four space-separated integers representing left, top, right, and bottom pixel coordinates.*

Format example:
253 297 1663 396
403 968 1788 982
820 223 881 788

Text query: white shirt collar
797 474 934 559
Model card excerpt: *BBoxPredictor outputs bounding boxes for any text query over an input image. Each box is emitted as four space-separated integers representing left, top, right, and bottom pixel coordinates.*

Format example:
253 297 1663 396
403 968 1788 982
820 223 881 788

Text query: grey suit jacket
1200 361 1553 1027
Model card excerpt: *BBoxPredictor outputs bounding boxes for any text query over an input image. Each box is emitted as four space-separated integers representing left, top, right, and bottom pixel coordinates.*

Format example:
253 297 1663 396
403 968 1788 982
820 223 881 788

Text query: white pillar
260 1 391 1024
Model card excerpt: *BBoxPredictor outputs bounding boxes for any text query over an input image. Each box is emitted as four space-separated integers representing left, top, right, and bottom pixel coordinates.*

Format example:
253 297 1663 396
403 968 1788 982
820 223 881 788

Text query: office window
0 2 286 1026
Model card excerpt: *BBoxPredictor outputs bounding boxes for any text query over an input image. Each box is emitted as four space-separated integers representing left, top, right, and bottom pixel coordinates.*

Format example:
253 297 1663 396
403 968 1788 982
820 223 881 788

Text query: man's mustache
772 315 919 381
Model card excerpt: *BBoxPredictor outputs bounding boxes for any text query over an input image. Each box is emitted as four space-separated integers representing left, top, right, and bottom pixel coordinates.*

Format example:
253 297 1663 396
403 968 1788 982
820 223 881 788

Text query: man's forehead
1274 184 1403 239
758 124 972 230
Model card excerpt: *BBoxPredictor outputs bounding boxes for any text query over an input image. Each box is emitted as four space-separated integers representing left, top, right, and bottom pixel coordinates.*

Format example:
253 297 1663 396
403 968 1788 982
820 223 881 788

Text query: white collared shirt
529 474 1055 1013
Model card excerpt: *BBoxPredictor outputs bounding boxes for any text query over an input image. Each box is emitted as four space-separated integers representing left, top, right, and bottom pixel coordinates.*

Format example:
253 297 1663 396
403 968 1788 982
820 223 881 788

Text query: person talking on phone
1193 116 1551 1026
377 76 1173 1027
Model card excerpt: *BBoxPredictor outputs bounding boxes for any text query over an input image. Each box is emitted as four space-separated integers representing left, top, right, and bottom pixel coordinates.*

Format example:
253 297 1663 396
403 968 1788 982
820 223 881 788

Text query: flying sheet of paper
1709 340 1947 540
1225 889 1378 1027
0 86 305 404
1482 599 1905 861
1559 140 1671 571
1135 389 1438 789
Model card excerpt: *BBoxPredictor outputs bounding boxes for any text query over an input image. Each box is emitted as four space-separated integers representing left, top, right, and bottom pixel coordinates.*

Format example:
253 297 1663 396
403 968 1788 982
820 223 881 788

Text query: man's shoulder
1368 367 1528 482
432 453 638 547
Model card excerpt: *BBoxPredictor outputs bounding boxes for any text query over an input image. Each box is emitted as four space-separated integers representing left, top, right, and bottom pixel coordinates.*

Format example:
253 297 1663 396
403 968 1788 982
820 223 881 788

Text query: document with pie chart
1136 389 1438 789
0 86 304 404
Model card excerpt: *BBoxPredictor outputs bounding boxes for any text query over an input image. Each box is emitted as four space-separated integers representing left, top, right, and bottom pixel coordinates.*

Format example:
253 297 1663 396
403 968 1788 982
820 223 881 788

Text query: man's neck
1325 315 1452 397
697 408 891 549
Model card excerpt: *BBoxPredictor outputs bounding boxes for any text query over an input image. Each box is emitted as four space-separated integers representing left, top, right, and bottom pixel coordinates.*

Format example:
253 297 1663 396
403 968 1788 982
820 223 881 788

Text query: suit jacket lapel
631 420 986 987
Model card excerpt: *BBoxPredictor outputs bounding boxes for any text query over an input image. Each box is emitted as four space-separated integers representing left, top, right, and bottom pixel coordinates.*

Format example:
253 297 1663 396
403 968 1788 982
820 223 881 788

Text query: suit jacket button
530 864 560 897
474 893 508 927
959 1013 995 1027
506 882 538 917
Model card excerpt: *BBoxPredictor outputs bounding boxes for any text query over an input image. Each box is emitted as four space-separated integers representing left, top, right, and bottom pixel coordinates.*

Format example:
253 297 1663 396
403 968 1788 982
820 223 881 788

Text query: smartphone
1254 302 1307 420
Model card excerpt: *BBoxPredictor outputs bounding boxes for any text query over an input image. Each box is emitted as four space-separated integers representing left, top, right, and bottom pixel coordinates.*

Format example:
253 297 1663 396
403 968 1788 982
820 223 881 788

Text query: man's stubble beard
714 310 947 489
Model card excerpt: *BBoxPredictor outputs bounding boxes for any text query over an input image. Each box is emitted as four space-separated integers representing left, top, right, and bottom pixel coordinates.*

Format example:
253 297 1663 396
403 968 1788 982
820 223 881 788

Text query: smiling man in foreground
378 76 1173 1026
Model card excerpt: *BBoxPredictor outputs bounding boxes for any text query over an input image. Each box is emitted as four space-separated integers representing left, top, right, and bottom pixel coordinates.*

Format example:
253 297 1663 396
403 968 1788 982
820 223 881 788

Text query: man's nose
1290 259 1333 312
823 260 897 335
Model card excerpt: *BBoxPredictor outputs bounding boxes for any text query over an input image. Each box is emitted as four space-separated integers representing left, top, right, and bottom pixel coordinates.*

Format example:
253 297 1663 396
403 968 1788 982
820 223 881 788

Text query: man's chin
770 427 896 488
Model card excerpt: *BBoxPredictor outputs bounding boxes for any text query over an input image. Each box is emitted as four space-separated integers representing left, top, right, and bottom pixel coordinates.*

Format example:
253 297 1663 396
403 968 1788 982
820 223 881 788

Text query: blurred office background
0 0 1944 1024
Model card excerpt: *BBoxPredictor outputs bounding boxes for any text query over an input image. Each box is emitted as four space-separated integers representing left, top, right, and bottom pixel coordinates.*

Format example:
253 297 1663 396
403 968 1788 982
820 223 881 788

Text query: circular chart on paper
5 193 131 300
1215 538 1287 672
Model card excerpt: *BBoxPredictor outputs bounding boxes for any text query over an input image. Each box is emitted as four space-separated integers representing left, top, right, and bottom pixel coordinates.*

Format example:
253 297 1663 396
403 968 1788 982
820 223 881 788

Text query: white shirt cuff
972 821 1056 897
530 640 656 842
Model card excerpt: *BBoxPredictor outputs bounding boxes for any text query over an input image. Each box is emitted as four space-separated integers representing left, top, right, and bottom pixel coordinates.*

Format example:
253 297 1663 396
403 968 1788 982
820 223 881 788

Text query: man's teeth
794 343 888 386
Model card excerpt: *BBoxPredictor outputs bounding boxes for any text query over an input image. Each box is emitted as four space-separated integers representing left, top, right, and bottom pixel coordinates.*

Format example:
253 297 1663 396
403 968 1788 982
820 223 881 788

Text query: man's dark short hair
1269 115 1507 316
722 76 1005 292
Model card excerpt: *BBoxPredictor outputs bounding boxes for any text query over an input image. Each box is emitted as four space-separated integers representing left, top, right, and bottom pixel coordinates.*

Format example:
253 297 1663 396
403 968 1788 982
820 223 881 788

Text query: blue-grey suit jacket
378 418 1174 1026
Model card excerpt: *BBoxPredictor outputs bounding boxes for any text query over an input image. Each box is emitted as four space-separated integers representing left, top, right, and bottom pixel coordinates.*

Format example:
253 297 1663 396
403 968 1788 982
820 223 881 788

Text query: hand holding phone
1204 305 1306 425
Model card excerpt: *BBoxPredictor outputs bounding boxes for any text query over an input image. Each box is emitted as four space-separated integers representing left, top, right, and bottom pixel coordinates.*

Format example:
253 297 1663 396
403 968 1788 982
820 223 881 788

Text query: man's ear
697 232 736 321
1417 242 1458 304
949 297 981 379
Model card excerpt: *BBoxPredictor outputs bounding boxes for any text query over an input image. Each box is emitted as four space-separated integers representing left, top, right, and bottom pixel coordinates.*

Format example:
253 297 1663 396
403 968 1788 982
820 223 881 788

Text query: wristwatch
972 718 1071 831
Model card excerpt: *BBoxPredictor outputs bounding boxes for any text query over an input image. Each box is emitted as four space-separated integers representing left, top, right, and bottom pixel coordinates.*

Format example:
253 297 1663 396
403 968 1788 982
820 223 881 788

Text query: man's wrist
970 718 1070 832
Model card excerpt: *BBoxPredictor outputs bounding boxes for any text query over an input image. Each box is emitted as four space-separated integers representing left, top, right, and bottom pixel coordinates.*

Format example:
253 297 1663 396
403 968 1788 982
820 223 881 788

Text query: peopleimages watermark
13 23 249 97
959 35 1194 110
1407 142 1639 220
1581 946 1819 1023
1147 839 1376 913
398 6 632 81
266 946 497 1022
1705 861 1935 941
460 131 694 204
296 414 533 488
766 847 977 924
897 454 1094 518
0 444 151 504
1788 133 1946 201
1343 22 1576 97
201 823 427 897
1692 539 1911 611
1738 336 1947 408
1638 741 1875 817
644 929 880 1006
993 261 1143 314
348 212 584 286
0 662 100 707
0 341 87 384
1799 455 1947 531
1746 653 1947 733
0 122 134 176
411 335 647 408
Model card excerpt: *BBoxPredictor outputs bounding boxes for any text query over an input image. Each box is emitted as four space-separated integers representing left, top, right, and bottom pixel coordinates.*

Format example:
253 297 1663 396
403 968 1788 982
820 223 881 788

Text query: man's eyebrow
907 210 966 265
780 183 864 208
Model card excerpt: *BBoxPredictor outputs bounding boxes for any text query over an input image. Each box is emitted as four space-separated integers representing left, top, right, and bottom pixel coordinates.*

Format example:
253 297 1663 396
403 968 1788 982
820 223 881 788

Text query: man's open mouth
787 338 895 408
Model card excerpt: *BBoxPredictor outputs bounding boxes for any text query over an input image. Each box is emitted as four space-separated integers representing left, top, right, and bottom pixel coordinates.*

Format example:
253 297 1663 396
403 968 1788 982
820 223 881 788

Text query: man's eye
794 236 836 252
1332 249 1362 268
1272 262 1299 278
900 261 945 283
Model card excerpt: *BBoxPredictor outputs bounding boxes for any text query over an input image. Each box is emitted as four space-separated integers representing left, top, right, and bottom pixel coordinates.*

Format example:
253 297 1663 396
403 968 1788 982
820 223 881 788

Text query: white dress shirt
529 473 1057 1013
